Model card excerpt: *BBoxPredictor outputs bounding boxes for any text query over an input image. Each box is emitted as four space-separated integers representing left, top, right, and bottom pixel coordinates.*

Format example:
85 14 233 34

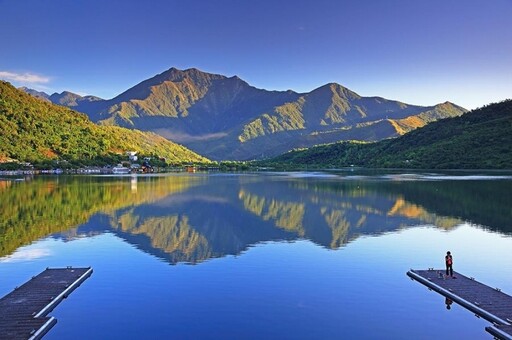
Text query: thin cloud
0 71 50 84
153 129 227 142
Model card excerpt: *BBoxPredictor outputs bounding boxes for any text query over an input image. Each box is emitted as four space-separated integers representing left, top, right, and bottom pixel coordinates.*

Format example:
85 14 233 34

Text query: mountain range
21 67 467 160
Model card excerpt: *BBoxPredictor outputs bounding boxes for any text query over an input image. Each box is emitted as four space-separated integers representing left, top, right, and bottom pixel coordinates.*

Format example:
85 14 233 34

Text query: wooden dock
0 267 92 340
407 269 512 340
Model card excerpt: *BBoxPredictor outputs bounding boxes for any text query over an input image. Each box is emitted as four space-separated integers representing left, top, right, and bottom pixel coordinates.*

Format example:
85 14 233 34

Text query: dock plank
0 317 56 340
407 269 512 340
0 267 92 340
487 325 512 340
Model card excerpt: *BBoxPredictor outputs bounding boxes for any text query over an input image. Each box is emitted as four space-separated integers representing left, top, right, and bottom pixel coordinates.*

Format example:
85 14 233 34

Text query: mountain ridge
19 67 467 160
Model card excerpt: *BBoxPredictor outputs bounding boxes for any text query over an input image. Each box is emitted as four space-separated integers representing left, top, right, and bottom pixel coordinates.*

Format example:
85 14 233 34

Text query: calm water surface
1 171 511 339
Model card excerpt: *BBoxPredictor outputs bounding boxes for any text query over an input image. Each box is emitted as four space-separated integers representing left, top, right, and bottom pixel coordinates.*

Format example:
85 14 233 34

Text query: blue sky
1 0 511 109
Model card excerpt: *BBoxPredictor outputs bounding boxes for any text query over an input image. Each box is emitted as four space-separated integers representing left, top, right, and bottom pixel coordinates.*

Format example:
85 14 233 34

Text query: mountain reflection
0 175 200 256
1 173 511 263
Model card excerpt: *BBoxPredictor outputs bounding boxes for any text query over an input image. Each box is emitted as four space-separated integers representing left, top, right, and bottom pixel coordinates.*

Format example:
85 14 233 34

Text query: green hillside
262 100 512 169
0 81 209 166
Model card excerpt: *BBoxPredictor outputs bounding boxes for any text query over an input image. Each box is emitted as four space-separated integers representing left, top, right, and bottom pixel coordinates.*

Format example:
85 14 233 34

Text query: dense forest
0 81 209 168
261 100 512 169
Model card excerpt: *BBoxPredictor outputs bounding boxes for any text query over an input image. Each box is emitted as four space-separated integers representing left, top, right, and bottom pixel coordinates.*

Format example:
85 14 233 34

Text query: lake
1 171 511 339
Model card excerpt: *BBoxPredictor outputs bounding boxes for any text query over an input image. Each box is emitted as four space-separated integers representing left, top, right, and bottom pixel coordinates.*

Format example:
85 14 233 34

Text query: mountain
19 87 50 101
263 100 512 169
20 87 104 110
231 84 466 159
48 91 102 107
0 81 209 164
22 68 467 160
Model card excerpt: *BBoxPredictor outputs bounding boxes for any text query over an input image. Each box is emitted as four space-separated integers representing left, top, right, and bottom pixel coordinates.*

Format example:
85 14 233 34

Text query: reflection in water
239 189 306 235
388 198 462 230
0 175 200 257
112 211 212 263
1 173 511 264
130 176 137 193
0 247 51 263
445 297 453 310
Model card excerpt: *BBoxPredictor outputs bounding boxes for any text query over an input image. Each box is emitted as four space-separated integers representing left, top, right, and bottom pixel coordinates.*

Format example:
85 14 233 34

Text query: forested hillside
0 81 209 166
262 100 512 169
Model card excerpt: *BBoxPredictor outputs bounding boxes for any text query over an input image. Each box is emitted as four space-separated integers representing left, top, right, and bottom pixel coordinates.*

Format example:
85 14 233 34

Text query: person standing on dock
445 251 453 277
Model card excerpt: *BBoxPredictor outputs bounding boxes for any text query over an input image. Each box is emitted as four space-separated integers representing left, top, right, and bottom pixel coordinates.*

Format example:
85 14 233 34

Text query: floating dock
0 267 92 340
407 269 512 340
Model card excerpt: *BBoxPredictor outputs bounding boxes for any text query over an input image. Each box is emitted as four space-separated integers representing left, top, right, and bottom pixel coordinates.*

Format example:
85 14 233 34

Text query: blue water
1 172 511 339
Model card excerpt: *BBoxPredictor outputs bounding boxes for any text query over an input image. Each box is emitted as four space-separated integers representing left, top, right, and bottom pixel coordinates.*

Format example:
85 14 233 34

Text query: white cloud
0 71 50 84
